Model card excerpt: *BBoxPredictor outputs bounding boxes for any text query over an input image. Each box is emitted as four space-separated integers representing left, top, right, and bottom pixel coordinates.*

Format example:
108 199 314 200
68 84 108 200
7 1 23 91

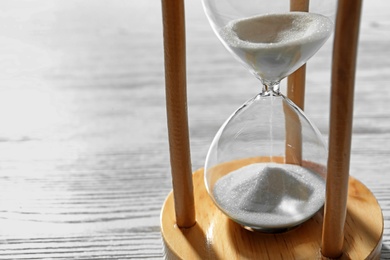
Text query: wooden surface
0 1 389 259
161 160 383 259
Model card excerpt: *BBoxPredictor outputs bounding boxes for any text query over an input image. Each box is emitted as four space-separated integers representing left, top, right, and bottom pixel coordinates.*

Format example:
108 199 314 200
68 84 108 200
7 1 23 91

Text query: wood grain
0 0 389 259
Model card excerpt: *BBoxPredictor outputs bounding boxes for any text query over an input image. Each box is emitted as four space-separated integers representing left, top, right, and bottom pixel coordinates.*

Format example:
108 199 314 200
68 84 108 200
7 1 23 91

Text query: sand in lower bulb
213 163 325 231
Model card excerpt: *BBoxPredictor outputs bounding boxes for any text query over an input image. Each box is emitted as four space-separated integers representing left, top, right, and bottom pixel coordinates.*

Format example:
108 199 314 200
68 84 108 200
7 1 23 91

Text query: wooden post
288 0 309 110
285 0 309 165
321 0 363 258
161 0 196 228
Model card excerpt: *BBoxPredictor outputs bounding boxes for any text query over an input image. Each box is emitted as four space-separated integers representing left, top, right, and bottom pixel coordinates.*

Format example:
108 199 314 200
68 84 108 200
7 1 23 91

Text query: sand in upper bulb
219 12 333 82
213 163 325 231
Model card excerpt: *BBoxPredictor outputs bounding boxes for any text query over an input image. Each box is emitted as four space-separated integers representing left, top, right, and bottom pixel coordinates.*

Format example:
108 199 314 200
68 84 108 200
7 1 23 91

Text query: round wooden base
161 166 383 259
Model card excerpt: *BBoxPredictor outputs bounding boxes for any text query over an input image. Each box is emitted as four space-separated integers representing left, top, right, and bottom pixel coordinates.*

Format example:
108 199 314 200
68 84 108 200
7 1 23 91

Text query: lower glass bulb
204 92 327 232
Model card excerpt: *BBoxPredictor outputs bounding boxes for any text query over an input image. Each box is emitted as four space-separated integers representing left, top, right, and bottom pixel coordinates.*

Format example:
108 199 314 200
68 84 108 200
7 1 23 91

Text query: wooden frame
160 0 383 259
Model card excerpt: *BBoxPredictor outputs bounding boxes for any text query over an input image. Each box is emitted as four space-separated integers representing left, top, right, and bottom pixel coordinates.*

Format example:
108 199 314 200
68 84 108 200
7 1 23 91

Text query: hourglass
203 1 333 232
160 0 383 259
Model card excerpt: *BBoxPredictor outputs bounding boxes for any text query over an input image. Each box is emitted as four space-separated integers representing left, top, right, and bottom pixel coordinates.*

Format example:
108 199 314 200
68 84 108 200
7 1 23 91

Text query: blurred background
0 0 389 258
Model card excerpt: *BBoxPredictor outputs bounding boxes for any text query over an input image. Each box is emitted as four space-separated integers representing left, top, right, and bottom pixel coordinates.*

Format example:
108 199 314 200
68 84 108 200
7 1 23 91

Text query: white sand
213 163 325 230
219 12 333 82
220 12 332 48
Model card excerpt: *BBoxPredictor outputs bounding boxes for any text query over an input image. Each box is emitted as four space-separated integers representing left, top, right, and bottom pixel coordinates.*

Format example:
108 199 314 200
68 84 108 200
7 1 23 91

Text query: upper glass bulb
202 0 335 84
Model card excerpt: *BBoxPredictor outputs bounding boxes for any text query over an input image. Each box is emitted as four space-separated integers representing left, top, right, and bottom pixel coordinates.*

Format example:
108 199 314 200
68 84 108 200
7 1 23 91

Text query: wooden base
161 164 383 259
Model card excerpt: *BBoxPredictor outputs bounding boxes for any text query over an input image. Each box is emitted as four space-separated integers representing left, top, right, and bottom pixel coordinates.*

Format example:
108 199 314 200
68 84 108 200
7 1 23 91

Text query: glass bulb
201 0 335 232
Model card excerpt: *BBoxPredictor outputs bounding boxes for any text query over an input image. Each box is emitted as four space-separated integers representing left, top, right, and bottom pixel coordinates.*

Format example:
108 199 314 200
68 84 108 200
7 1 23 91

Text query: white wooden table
0 1 389 259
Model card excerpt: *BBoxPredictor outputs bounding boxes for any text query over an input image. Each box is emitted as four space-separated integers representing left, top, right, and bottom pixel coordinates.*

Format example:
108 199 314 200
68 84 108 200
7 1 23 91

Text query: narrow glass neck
261 81 281 96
